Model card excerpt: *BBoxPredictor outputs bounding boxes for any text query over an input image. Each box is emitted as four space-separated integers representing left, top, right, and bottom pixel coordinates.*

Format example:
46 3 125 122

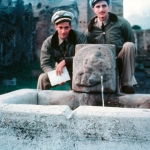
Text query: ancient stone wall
0 0 123 62
1 0 150 76
110 0 123 17
134 29 150 73
134 29 150 55
23 0 123 58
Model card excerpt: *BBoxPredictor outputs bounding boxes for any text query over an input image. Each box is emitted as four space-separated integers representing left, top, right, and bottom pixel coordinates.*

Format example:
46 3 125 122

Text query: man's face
92 1 110 22
55 22 72 40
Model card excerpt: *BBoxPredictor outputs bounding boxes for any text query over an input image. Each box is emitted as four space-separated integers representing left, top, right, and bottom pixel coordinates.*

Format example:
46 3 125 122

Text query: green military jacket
85 12 135 55
40 29 87 74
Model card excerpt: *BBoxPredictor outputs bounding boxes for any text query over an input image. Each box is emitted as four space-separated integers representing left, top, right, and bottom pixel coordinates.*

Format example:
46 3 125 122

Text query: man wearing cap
37 10 87 90
85 0 137 94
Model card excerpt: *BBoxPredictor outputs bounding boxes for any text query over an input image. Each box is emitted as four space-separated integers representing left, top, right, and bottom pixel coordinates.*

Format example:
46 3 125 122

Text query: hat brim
55 17 72 24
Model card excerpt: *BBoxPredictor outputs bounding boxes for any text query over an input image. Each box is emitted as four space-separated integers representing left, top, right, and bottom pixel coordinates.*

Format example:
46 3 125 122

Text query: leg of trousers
117 42 137 87
37 73 51 90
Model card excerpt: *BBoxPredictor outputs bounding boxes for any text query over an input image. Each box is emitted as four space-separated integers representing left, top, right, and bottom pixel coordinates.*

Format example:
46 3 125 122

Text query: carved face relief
73 44 116 93
75 50 110 87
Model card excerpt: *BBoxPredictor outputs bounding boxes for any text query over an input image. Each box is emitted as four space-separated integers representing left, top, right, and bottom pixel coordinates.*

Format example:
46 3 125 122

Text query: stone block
73 44 116 93
119 94 150 108
0 105 150 150
0 89 38 105
38 90 79 110
1 89 150 110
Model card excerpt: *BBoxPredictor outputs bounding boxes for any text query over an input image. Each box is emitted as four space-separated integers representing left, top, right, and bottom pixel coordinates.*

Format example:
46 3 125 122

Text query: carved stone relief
73 44 116 93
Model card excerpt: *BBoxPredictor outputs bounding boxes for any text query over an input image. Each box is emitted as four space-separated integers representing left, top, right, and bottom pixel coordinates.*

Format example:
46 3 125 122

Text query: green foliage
0 61 40 94
132 25 141 30
0 0 35 67
0 61 71 95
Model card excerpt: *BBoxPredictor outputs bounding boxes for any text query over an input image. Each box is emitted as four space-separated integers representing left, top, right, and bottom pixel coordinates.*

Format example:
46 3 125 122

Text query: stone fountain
0 44 150 150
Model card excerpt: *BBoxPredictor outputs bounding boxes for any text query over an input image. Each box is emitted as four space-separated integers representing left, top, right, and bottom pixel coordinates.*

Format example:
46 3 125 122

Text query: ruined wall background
134 29 150 74
1 0 149 64
0 0 123 65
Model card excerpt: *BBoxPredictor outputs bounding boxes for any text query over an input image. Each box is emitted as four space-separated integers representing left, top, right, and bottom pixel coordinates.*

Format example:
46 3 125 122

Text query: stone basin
0 89 150 150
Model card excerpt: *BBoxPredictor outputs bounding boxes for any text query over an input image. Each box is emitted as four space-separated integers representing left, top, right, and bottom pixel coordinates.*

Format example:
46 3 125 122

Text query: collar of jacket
51 29 76 49
88 12 118 32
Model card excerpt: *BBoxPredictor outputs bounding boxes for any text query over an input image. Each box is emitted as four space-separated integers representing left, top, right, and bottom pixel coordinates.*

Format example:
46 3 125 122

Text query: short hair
89 0 110 8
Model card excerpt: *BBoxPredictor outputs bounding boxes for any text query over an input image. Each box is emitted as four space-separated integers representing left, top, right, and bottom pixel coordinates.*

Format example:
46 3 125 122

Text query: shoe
120 86 135 94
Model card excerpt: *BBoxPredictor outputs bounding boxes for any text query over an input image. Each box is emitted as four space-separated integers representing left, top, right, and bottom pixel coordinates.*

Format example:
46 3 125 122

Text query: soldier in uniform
37 10 87 90
85 0 137 94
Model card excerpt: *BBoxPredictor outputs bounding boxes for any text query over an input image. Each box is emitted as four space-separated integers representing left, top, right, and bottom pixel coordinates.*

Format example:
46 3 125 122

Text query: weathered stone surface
0 89 38 105
134 29 150 55
38 90 79 110
23 0 122 31
119 94 150 108
38 90 101 109
73 44 116 93
1 89 150 149
0 104 150 150
134 30 150 74
38 90 150 109
110 0 123 16
1 89 150 109
76 0 88 32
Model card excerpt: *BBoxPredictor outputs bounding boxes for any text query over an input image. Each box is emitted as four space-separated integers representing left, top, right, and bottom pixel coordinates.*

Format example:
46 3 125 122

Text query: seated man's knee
122 42 136 54
123 42 135 49
38 73 49 82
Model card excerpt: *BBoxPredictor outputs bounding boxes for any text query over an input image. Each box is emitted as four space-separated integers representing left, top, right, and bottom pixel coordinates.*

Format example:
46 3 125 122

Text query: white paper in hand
47 66 70 86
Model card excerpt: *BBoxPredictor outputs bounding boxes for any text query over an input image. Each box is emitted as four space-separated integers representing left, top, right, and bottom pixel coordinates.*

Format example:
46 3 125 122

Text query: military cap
51 10 74 24
89 0 110 8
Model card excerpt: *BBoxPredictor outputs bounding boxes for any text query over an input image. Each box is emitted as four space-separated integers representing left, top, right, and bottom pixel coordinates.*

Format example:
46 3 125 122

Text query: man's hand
56 60 66 75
